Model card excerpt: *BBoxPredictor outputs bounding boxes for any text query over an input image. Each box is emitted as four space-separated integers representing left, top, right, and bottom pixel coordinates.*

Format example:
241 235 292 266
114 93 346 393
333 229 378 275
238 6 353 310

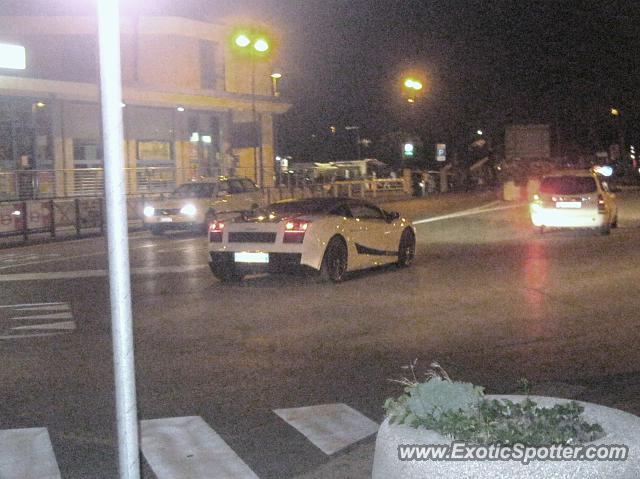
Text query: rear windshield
264 199 339 216
540 176 597 195
171 182 217 198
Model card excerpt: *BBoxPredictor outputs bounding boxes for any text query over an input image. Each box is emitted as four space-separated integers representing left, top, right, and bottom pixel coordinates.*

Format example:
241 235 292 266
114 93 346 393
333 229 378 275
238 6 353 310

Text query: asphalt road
2 191 640 479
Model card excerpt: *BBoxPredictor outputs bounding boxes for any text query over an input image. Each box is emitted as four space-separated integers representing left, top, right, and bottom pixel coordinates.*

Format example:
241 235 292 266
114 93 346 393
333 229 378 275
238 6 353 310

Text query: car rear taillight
597 194 606 213
283 219 310 244
209 220 224 242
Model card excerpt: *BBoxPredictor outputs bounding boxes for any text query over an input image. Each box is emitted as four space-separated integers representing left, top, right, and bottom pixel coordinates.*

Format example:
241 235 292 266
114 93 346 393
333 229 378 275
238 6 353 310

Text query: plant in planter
373 362 640 478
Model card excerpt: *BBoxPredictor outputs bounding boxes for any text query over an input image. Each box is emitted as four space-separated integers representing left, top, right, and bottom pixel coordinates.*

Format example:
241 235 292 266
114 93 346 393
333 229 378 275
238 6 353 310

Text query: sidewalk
293 373 640 479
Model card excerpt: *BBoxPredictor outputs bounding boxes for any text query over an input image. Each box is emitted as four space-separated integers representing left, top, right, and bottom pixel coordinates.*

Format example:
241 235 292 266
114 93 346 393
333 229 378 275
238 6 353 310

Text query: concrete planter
372 395 640 479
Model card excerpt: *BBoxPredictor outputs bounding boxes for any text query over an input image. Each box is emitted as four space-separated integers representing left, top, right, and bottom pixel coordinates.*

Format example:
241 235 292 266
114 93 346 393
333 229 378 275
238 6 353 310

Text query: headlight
143 206 155 217
180 204 197 216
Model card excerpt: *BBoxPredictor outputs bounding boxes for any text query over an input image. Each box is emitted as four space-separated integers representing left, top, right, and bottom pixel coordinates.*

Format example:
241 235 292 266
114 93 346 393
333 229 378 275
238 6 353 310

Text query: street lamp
403 77 423 104
270 71 282 97
610 107 625 165
232 31 272 187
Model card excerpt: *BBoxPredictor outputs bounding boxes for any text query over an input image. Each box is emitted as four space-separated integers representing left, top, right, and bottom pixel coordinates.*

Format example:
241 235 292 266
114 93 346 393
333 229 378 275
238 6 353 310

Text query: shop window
73 140 103 168
137 140 173 166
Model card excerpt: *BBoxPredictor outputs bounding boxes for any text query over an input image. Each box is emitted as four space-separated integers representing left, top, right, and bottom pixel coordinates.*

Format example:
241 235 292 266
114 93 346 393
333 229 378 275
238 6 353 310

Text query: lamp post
232 32 271 187
610 107 625 165
345 125 361 160
270 71 282 97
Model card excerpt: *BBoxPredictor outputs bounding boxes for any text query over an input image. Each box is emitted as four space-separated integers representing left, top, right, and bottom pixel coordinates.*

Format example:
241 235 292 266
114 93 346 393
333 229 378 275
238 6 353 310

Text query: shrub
383 362 605 446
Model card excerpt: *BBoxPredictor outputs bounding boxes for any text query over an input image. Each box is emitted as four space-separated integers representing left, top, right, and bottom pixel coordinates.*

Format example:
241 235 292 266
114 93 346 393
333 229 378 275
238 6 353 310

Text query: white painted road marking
12 304 70 311
0 253 61 268
0 332 61 340
274 403 379 455
0 428 61 479
0 302 65 309
413 201 523 225
9 312 73 321
0 264 207 282
0 302 75 340
141 416 259 479
12 321 76 331
0 237 202 271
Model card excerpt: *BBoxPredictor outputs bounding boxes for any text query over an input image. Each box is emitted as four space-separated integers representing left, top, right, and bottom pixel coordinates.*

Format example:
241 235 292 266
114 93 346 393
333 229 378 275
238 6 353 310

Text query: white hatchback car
208 197 416 282
143 177 262 235
530 169 618 235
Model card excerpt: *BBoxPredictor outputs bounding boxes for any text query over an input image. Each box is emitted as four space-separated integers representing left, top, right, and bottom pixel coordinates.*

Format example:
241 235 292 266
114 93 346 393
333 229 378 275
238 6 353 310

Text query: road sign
436 143 446 162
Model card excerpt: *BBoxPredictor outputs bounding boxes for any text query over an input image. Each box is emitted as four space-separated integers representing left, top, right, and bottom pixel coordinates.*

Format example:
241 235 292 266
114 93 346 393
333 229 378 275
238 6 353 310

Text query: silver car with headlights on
143 177 262 235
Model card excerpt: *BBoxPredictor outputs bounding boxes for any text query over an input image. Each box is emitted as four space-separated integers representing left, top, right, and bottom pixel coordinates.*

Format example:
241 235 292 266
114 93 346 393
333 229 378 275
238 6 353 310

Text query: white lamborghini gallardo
208 197 416 282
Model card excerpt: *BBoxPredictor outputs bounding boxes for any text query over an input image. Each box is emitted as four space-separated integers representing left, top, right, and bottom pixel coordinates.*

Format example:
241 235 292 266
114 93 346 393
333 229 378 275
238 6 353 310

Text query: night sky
6 0 640 161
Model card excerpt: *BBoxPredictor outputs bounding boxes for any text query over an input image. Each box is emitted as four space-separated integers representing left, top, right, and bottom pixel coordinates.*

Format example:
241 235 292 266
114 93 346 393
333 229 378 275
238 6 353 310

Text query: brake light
597 194 606 213
283 219 310 243
209 220 224 242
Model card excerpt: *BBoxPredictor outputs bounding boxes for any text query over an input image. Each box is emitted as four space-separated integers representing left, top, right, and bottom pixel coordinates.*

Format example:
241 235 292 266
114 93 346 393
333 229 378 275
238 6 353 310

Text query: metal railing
0 167 409 200
0 177 409 244
0 167 187 200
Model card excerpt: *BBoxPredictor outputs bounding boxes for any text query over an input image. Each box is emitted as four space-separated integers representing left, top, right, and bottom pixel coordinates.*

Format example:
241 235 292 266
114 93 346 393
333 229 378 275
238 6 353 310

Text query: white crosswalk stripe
0 302 75 340
0 252 61 268
1 404 379 477
141 416 259 479
274 403 379 455
0 427 61 479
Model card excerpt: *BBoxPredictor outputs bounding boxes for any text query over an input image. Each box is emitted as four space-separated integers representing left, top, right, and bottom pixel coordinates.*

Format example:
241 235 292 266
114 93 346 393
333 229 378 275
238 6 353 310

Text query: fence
0 167 186 201
0 178 409 244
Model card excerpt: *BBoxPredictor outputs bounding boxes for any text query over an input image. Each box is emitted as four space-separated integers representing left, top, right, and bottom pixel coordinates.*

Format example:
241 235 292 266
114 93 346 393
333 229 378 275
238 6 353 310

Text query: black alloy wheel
397 229 416 267
320 237 348 283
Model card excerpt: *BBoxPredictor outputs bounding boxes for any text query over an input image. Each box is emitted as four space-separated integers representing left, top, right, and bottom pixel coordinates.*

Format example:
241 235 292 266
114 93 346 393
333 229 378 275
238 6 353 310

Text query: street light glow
234 34 251 48
270 72 282 79
611 108 620 116
404 78 423 90
253 38 270 52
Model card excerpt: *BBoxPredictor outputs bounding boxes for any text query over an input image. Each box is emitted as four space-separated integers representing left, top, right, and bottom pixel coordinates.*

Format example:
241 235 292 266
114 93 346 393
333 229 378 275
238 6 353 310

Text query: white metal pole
96 1 140 478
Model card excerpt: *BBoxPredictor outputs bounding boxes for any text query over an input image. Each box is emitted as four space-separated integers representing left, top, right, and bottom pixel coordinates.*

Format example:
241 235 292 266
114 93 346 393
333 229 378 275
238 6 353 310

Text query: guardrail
0 178 409 244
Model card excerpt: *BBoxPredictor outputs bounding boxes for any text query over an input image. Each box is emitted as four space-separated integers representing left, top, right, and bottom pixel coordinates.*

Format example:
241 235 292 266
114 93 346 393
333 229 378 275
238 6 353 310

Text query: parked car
529 168 618 235
143 177 262 235
208 197 416 282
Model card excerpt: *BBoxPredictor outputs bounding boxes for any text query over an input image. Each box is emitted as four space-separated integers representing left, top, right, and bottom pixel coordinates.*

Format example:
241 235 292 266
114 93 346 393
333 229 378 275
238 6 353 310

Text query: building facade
0 16 289 198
